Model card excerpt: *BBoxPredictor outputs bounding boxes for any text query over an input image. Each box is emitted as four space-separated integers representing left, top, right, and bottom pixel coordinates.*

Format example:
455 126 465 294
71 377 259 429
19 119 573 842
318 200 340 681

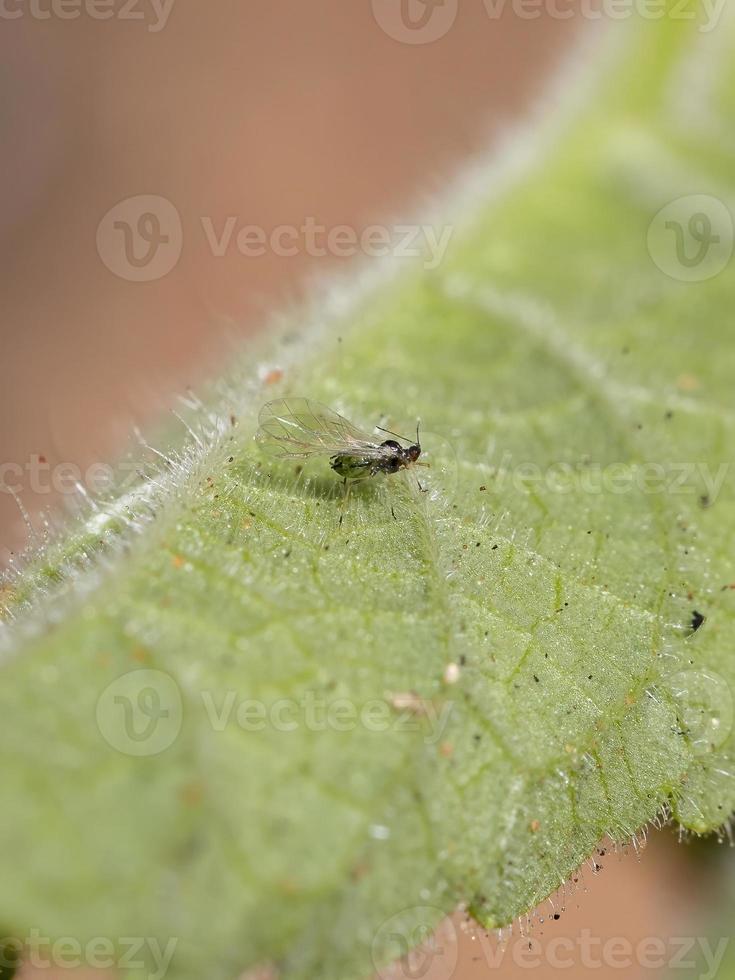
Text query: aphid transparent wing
256 397 385 459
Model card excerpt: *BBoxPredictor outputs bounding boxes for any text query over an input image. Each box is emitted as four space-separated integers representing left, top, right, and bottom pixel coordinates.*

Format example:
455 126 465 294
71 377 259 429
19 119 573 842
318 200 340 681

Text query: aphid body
331 437 421 478
256 398 422 482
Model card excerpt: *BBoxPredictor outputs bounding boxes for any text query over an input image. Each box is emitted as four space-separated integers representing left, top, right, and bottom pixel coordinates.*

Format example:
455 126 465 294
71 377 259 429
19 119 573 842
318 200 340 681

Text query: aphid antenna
375 417 422 448
375 424 412 444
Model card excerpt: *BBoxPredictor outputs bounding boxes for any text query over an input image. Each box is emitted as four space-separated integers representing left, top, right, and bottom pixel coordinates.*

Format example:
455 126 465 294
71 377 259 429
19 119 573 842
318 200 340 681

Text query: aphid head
377 420 423 468
405 421 422 464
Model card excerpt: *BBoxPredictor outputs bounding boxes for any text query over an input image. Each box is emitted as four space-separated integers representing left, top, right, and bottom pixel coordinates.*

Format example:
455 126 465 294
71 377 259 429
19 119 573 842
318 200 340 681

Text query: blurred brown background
1 2 722 978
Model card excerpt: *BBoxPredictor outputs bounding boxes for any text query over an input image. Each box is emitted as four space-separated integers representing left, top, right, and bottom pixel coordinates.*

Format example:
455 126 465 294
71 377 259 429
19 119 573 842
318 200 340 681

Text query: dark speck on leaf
492 544 499 550
533 674 540 683
691 610 705 632
664 411 673 420
700 495 711 508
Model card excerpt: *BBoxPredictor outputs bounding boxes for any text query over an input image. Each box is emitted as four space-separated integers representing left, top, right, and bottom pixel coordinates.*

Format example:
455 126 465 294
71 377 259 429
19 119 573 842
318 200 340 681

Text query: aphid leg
339 478 350 528
391 504 397 521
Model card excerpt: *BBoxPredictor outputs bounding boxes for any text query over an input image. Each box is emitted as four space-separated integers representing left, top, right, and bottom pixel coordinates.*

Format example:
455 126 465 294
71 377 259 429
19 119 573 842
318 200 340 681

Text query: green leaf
2 7 735 979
